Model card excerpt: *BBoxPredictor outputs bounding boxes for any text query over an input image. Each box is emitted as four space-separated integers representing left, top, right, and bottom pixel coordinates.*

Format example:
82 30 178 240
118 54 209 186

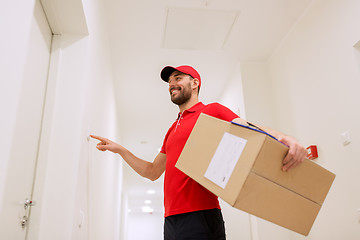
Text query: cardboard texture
175 113 335 236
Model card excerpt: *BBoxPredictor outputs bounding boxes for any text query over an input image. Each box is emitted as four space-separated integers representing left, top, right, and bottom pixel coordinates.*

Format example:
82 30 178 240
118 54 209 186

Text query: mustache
170 86 181 91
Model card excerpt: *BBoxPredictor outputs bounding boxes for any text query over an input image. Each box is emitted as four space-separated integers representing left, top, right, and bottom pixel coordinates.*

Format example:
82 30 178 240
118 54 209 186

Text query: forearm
230 118 307 171
256 125 286 140
90 134 165 181
232 118 286 140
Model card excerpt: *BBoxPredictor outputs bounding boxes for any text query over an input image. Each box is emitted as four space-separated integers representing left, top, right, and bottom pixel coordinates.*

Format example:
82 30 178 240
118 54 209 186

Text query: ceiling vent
162 8 239 50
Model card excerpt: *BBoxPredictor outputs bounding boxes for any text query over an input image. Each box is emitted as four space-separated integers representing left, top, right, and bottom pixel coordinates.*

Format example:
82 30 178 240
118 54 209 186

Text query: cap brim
160 66 177 82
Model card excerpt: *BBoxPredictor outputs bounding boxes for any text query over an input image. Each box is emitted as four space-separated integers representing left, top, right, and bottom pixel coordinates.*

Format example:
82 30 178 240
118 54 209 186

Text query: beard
170 82 192 106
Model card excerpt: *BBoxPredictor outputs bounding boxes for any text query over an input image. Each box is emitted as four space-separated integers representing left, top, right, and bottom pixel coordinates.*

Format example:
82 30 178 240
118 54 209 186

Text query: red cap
160 65 201 89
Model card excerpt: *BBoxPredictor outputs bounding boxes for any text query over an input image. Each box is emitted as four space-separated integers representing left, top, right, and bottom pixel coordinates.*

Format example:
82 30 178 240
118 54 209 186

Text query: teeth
170 87 181 94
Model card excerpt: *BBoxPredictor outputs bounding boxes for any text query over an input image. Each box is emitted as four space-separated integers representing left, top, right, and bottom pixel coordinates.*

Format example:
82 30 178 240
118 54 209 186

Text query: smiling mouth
170 86 181 95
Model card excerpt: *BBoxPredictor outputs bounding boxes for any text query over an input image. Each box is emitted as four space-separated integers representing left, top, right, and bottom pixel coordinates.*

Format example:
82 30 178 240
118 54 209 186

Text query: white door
0 0 53 238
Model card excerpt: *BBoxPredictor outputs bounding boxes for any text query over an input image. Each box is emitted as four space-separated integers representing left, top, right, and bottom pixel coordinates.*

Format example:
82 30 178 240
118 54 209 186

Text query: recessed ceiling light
142 206 154 213
145 200 152 204
147 189 156 194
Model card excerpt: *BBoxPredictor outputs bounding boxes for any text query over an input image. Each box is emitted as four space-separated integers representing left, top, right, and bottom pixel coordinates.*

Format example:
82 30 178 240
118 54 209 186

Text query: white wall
0 0 39 212
267 0 360 239
35 0 123 238
219 62 247 119
240 62 276 129
1 0 122 239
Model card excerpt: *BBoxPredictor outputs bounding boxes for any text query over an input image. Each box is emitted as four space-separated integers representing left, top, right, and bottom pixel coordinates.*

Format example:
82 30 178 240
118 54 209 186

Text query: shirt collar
185 102 204 113
177 102 204 119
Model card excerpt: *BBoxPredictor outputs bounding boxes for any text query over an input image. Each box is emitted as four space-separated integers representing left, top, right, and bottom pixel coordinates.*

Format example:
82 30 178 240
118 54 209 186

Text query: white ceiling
163 8 239 50
103 0 312 214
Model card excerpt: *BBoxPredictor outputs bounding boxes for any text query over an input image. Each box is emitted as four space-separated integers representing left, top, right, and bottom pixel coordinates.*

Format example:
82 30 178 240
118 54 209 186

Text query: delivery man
91 65 307 240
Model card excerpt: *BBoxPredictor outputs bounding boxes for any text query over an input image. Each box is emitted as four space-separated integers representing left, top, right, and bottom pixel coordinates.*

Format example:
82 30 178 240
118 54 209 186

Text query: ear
192 78 200 90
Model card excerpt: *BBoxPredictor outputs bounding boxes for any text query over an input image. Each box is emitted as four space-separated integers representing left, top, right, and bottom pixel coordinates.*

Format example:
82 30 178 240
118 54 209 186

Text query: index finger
90 135 106 142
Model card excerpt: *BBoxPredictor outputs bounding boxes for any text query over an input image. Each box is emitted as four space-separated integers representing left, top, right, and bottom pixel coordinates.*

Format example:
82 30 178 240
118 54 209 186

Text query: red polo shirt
160 102 239 217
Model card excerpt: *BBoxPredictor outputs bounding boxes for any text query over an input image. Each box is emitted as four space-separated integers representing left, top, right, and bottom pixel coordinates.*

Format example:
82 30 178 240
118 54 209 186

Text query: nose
168 80 176 89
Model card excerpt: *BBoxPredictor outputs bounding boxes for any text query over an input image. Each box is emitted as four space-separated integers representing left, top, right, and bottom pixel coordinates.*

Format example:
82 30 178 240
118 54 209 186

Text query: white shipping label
204 132 247 189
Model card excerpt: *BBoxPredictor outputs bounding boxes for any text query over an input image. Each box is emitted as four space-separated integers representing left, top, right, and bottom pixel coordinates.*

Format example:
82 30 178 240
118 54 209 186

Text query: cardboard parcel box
175 113 335 236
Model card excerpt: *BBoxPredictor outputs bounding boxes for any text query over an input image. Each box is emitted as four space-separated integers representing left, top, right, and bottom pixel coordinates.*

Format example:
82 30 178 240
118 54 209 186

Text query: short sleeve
204 103 239 122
